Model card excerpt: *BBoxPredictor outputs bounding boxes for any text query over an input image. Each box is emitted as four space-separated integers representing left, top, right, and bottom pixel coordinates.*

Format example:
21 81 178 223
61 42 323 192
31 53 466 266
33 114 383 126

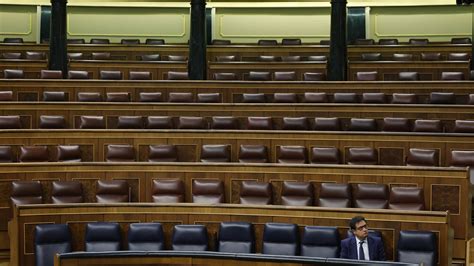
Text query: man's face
353 220 369 240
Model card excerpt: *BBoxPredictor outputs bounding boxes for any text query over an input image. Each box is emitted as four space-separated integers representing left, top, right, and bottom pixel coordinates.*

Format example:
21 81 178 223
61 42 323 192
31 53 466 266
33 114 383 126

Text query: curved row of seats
1 52 188 61
11 180 425 210
34 222 437 266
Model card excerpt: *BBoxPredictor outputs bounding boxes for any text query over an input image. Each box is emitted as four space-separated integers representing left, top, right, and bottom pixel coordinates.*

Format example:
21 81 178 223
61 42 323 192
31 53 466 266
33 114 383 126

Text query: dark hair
349 216 366 230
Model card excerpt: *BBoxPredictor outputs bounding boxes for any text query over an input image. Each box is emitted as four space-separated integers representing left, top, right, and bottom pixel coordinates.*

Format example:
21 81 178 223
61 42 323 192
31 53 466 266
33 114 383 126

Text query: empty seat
361 92 386 103
281 181 313 206
90 38 110 44
56 145 82 162
408 38 429 45
197 93 221 103
172 225 208 251
0 146 13 162
281 38 301 45
148 145 178 162
139 92 162 102
238 145 268 163
451 37 471 44
11 181 43 205
398 72 419 81
391 93 417 104
129 71 151 80
382 117 410 132
361 53 381 61
121 39 140 45
239 181 272 205
43 91 67 101
281 55 301 62
91 52 111 60
397 231 437 266
210 116 239 129
258 55 277 62
354 38 375 45
19 146 49 162
389 187 424 210
77 92 102 102
278 146 307 164
348 118 377 131
262 223 299 256
95 180 130 203
40 70 63 79
319 40 330 45
310 147 341 164
167 55 187 61
213 72 237 80
303 92 328 103
247 117 273 130
140 54 161 61
3 37 23 43
169 92 194 102
0 91 13 101
217 222 254 253
316 183 351 208
306 55 327 61
2 53 21 59
212 39 231 45
67 53 84 60
347 147 378 165
85 222 121 252
353 183 388 209
257 40 277 45
117 116 143 129
106 145 135 162
412 120 442 132
247 71 271 81
39 115 66 129
79 116 105 129
333 93 358 103
242 93 266 103
68 38 85 44
177 116 207 129
356 71 378 81
448 52 470 60
0 115 21 129
300 226 340 258
192 179 225 204
127 223 164 251
106 92 130 102
429 92 455 104
167 71 189 80
146 39 165 45
378 38 398 45
303 72 325 81
453 120 474 133
100 70 123 80
3 69 24 79
406 148 439 167
314 117 341 131
67 70 89 79
282 117 309 130
35 224 72 266
26 51 46 60
273 71 296 81
151 179 184 203
420 52 441 61
392 53 413 61
440 72 464 80
200 144 231 162
51 181 83 203
215 55 237 62
146 116 173 129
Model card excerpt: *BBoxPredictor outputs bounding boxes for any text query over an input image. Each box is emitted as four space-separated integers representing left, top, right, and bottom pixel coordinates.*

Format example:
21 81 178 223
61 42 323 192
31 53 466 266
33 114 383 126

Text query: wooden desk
9 203 452 265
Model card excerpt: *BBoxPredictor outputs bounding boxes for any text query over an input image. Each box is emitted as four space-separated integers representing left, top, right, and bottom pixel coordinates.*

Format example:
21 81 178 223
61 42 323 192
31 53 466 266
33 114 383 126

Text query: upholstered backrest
148 145 178 162
152 179 184 203
35 224 72 266
239 181 272 205
282 117 309 130
310 147 341 164
406 148 439 167
397 231 437 266
192 179 225 204
218 222 255 253
55 145 82 162
353 183 389 209
389 187 424 210
52 181 84 203
95 180 130 203
300 226 340 258
316 183 351 208
11 181 43 206
19 146 49 162
127 223 164 251
85 222 121 252
262 223 299 256
172 225 208 251
200 144 231 162
347 147 378 165
105 145 135 162
277 146 307 164
238 145 268 163
281 181 314 206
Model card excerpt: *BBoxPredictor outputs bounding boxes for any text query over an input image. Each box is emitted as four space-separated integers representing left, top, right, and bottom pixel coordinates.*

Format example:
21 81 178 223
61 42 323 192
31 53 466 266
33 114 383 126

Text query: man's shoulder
368 235 382 244
341 236 354 245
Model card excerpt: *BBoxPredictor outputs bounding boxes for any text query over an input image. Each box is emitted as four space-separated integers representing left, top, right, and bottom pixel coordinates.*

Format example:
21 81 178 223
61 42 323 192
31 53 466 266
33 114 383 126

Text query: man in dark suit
340 216 386 261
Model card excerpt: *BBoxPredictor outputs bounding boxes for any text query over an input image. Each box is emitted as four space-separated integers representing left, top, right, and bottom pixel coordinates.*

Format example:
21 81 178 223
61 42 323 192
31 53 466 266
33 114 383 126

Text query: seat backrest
382 117 410 132
406 148 439 167
247 117 273 130
4 69 24 79
347 147 378 165
314 117 341 131
454 120 474 133
352 183 388 209
348 118 377 131
354 38 375 45
200 144 231 162
91 52 111 60
257 40 278 45
211 116 239 129
303 93 328 103
307 55 327 61
129 71 151 80
440 71 464 81
146 39 165 45
303 72 325 81
214 72 238 80
316 183 351 208
282 38 301 45
146 116 173 129
355 71 378 81
392 53 413 61
167 55 187 61
281 55 301 62
378 38 398 45
140 54 161 61
117 116 143 129
127 223 164 251
172 225 208 251
3 37 23 43
19 146 49 162
52 181 84 203
247 71 271 81
67 53 84 60
277 146 307 164
192 179 225 204
450 150 474 167
397 230 437 266
26 51 46 60
408 38 429 45
258 55 277 62
420 52 441 61
238 145 268 163
100 71 123 80
281 181 313 206
398 71 419 81
212 39 231 45
79 116 105 129
105 144 135 162
197 93 221 103
85 222 121 252
412 119 442 132
361 92 386 103
262 223 299 256
40 70 63 79
169 92 194 103
35 224 72 266
139 92 162 102
95 180 130 203
121 39 140 45
148 145 178 162
0 146 14 162
56 145 82 162
239 181 272 205
300 226 340 258
90 38 110 44
389 187 424 210
242 93 266 103
429 92 455 104
451 37 471 44
152 179 184 203
67 38 85 44
448 52 470 60
2 53 22 59
282 117 309 130
218 222 254 253
333 92 358 103
77 92 102 102
361 53 381 61
0 91 13 101
274 92 298 103
0 115 21 129
310 147 340 164
43 91 67 101
273 71 296 81
11 181 43 206
167 71 189 80
178 116 207 129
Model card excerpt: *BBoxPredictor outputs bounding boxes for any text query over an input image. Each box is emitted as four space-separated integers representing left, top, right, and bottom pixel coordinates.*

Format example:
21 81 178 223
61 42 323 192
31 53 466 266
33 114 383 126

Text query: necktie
359 241 365 260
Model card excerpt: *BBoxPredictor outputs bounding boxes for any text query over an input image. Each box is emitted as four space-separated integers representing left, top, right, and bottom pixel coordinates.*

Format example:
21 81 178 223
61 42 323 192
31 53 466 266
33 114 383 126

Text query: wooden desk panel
10 203 452 265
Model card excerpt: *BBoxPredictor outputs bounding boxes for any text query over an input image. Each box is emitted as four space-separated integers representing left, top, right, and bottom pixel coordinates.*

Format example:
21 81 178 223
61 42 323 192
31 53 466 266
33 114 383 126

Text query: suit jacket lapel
367 236 374 260
350 236 357 259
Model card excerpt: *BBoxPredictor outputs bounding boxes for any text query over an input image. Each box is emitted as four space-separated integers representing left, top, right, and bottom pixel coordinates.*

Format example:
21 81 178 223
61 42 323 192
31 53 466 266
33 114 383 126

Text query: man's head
350 216 368 240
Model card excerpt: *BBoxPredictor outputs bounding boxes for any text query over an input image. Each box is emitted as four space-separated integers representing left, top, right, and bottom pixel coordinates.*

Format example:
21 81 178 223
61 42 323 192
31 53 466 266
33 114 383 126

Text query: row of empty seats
34 222 437 266
2 37 167 45
12 179 425 209
1 52 188 61
359 52 470 61
5 115 474 133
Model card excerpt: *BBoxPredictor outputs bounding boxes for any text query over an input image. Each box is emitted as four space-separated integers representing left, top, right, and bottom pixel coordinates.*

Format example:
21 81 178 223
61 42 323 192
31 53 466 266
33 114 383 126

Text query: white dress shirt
355 237 370 260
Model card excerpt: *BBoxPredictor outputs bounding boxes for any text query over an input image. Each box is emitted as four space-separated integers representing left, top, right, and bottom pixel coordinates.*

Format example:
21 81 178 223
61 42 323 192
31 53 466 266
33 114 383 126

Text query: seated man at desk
340 216 386 261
